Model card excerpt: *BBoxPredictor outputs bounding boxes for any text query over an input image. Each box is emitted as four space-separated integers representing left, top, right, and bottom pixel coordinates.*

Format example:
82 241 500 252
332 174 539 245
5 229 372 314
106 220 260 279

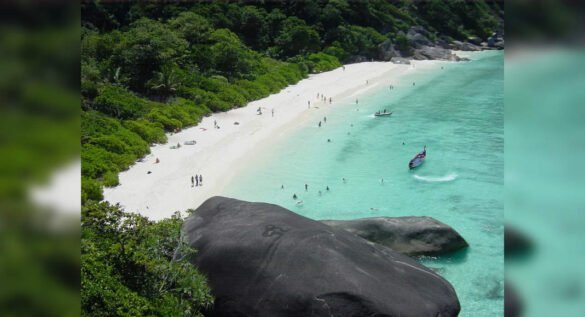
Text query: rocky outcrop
450 40 482 51
377 38 401 61
413 45 463 61
321 216 468 256
179 197 461 317
406 26 434 48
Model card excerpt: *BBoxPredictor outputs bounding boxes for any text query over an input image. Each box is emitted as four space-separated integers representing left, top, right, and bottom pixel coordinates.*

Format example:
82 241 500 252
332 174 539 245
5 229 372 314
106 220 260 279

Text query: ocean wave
413 172 458 182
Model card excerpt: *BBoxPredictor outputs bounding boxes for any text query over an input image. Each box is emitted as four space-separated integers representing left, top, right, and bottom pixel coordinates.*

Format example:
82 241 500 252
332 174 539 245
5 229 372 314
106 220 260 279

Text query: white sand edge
103 60 446 220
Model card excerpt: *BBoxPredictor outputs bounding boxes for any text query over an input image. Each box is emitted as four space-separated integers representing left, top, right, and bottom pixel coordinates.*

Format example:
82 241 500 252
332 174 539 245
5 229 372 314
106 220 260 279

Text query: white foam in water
413 172 458 182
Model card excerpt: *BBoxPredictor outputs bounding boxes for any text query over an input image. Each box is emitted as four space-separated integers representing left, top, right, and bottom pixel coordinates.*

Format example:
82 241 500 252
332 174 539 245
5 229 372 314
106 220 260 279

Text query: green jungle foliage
82 202 213 316
81 2 502 315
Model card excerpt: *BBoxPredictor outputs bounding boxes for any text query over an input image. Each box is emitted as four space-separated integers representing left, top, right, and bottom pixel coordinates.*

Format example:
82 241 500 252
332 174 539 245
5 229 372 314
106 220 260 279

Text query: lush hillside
81 1 502 315
81 0 503 202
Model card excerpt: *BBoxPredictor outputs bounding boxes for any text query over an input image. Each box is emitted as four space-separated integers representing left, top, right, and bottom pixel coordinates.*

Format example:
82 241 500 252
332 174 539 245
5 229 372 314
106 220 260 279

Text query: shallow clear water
223 51 504 316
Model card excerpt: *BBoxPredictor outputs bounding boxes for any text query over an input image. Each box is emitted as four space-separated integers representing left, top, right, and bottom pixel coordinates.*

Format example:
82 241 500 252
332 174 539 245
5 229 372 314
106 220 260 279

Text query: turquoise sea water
223 51 504 316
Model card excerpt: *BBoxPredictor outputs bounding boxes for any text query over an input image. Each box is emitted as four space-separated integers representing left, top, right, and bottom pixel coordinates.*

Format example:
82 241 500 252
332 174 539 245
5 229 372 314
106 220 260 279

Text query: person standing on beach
195 174 199 186
308 100 311 108
324 116 327 123
329 97 332 104
318 121 321 127
191 176 195 187
199 174 203 186
271 108 274 117
305 184 308 191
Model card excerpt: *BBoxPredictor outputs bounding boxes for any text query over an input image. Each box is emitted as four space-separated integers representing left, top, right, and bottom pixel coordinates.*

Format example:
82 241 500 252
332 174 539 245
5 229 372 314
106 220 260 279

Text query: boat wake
413 173 458 182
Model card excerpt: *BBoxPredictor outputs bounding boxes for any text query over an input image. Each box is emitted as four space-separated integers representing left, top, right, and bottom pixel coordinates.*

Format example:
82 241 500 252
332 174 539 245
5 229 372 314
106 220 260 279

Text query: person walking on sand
195 174 199 187
308 100 311 108
214 120 217 128
271 108 274 117
329 97 332 104
199 174 203 186
191 176 195 187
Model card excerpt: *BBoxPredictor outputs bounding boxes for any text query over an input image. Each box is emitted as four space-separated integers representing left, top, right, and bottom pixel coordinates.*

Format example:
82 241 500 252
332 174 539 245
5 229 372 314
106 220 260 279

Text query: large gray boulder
321 216 468 256
180 197 461 317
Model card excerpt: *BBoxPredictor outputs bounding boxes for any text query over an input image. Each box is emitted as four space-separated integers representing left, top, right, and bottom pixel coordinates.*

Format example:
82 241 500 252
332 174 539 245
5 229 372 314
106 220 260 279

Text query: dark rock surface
180 197 461 317
321 216 468 256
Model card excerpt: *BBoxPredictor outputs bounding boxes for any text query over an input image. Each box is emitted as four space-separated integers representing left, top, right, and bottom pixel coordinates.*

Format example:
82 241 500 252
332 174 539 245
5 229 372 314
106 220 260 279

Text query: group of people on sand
315 93 332 104
191 174 203 187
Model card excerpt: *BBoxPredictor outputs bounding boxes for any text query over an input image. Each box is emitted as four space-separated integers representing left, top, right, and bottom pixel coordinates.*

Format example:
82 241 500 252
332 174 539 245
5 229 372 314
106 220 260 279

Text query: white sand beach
104 60 444 220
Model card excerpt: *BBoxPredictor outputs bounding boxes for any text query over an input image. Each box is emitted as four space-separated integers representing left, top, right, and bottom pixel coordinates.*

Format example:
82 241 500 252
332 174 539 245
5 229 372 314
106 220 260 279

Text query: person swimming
293 194 297 200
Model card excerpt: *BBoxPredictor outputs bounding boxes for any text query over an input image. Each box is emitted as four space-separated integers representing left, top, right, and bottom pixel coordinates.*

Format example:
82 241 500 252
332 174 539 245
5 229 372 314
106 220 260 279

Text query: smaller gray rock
494 40 504 50
468 36 483 46
321 216 468 256
390 57 411 64
414 46 460 61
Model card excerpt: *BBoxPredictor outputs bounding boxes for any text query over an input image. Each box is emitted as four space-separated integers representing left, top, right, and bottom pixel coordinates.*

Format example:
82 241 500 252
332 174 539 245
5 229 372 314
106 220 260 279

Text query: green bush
123 120 167 144
82 177 104 203
102 170 119 187
93 85 152 119
82 202 213 316
307 52 342 73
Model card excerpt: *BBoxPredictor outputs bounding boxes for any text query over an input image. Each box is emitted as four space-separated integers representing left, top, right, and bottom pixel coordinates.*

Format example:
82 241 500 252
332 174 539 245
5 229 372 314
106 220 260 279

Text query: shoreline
104 59 448 220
